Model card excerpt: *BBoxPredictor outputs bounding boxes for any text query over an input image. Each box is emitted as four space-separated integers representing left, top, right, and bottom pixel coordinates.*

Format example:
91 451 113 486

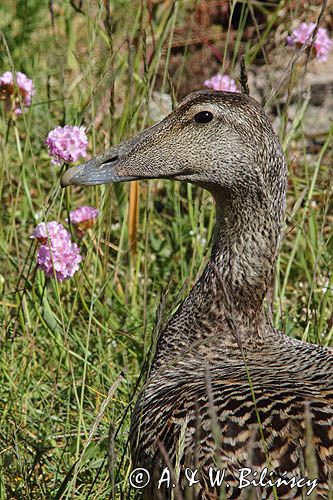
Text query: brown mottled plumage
61 91 333 499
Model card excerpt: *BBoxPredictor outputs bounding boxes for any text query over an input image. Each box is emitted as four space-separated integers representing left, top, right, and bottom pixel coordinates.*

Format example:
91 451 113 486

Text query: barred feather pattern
131 325 333 499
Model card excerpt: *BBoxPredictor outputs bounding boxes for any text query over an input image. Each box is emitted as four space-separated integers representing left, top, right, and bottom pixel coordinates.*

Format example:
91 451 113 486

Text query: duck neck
206 184 285 325
150 158 287 371
150 189 284 376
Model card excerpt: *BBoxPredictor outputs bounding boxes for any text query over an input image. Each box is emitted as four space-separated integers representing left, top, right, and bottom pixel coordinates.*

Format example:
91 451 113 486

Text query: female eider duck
61 90 333 499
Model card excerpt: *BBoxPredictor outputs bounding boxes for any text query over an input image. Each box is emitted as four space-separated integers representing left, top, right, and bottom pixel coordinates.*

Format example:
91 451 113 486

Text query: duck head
61 90 286 205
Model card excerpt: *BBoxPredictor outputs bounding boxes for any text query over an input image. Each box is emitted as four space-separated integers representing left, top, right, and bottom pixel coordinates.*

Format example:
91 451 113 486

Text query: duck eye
194 111 214 124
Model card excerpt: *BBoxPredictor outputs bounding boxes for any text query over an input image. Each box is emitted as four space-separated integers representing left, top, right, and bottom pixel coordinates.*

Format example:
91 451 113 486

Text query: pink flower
287 22 316 46
36 240 82 281
0 71 35 115
67 206 99 236
315 27 333 62
204 74 239 92
46 126 88 165
68 206 99 224
287 22 332 62
30 221 70 244
31 221 82 281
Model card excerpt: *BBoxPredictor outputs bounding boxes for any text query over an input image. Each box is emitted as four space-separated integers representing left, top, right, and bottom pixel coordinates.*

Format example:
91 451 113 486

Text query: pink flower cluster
46 126 88 165
31 221 82 282
68 206 99 225
67 206 99 237
31 207 99 281
204 74 239 92
0 71 35 115
287 22 332 62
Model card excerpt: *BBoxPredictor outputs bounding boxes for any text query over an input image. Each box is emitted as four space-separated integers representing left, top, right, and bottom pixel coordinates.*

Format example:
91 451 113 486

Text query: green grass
0 1 332 498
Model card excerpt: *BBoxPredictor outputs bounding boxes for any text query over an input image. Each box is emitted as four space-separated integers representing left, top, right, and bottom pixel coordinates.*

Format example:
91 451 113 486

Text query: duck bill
60 153 140 187
60 120 165 188
60 115 196 188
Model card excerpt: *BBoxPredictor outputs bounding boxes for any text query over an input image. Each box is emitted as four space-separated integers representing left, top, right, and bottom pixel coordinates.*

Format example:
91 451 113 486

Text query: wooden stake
128 181 140 257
